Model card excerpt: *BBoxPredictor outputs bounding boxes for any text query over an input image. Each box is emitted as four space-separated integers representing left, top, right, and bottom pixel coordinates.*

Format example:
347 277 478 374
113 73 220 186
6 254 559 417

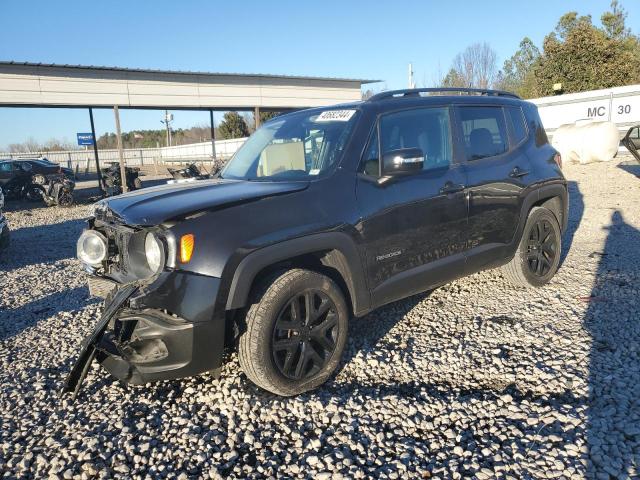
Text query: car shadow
583 210 640 478
0 217 86 272
0 286 94 341
617 162 640 179
561 180 584 266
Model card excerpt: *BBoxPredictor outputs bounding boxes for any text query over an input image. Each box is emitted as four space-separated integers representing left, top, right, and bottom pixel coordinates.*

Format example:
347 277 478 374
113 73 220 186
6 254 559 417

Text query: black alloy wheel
526 218 557 277
272 290 339 380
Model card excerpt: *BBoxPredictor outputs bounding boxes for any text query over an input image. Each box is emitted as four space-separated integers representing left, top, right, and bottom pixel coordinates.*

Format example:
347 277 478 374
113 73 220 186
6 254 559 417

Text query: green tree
601 0 630 39
259 111 281 124
441 68 466 88
533 3 640 96
218 111 250 139
497 37 540 98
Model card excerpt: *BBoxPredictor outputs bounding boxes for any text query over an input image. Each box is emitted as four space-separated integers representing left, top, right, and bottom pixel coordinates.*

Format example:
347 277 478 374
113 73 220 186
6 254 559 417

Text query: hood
98 178 309 226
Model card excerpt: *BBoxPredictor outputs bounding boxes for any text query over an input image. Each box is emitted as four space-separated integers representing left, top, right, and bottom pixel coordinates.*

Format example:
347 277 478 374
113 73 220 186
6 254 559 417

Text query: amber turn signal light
180 234 195 263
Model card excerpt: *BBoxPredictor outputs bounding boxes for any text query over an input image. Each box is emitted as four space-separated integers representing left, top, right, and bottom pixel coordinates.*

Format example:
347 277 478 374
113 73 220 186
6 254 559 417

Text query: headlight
145 232 163 273
77 230 108 266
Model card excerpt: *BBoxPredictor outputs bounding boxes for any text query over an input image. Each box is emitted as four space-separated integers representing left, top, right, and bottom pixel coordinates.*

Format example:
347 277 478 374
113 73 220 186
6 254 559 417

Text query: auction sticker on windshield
315 110 356 122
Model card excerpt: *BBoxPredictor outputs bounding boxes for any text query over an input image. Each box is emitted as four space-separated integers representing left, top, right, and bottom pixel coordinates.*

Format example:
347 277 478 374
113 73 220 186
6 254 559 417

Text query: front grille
95 221 136 276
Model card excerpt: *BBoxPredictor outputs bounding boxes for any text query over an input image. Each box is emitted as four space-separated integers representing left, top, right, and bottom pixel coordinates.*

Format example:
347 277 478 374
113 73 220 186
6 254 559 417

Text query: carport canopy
0 61 378 193
0 61 377 110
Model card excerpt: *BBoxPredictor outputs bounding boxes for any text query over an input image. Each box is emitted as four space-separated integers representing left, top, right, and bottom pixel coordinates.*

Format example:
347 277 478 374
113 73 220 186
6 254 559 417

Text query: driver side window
361 107 453 177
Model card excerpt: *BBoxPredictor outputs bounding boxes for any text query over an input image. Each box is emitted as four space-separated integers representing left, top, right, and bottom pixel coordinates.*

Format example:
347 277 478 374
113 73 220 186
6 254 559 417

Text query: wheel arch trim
225 232 370 315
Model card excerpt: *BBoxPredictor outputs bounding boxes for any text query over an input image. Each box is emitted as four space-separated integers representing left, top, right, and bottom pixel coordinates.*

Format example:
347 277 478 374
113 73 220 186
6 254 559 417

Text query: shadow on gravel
0 286 91 340
342 291 430 367
0 218 85 272
561 181 584 265
585 211 640 478
617 162 640 179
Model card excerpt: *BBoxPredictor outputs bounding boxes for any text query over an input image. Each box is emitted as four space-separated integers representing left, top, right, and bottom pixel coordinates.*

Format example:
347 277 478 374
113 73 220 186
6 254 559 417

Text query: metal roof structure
0 61 380 110
0 61 379 84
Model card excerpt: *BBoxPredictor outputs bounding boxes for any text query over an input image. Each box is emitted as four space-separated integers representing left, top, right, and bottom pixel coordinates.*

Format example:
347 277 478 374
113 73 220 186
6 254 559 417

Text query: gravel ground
1 158 639 479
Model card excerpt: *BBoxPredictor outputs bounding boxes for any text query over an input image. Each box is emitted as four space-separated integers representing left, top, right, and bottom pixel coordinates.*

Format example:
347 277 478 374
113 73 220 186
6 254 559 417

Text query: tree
601 0 630 40
259 111 281 124
533 2 640 96
217 111 250 139
440 68 466 88
496 37 540 98
441 43 499 89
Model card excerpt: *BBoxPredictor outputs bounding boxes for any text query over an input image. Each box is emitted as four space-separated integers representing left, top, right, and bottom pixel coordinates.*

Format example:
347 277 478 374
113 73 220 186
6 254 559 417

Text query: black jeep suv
66 88 568 397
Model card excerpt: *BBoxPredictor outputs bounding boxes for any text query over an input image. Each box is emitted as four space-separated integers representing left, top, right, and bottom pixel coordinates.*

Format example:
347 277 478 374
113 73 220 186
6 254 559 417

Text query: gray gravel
1 158 639 479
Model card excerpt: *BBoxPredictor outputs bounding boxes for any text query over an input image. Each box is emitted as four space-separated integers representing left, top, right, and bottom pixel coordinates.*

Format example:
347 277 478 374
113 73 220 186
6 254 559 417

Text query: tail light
554 153 562 168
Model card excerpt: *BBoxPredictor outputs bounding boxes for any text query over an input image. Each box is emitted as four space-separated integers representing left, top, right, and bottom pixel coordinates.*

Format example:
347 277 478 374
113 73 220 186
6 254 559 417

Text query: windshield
221 108 359 181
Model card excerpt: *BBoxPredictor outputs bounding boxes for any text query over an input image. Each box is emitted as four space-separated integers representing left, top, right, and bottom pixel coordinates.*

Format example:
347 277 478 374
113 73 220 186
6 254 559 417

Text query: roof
0 61 381 84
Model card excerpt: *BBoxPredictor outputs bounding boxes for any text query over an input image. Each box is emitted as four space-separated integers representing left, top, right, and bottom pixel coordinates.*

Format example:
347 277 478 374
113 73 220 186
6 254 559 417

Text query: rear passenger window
380 107 452 171
506 106 528 145
459 106 508 160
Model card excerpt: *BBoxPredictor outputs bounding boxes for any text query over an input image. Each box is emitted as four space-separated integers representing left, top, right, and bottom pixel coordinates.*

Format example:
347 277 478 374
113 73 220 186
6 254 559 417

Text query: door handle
509 167 530 178
439 182 465 195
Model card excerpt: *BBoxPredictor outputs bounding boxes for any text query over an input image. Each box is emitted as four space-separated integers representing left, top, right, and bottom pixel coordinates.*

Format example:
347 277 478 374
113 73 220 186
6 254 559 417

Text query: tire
501 207 562 288
58 192 74 207
26 185 43 202
132 177 143 190
238 269 349 396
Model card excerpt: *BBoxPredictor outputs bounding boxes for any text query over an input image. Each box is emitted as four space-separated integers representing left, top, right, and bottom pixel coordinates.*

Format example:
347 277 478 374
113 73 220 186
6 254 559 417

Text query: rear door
355 106 469 308
458 104 532 273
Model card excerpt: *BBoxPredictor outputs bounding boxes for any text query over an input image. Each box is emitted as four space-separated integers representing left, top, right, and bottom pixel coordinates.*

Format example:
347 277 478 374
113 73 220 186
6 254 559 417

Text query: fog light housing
77 230 108 266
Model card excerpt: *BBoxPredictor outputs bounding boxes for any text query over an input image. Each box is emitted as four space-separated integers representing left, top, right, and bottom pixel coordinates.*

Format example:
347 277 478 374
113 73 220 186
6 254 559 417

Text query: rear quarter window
506 106 528 145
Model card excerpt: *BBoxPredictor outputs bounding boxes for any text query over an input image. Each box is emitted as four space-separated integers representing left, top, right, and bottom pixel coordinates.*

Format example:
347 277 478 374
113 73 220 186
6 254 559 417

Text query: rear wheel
238 269 349 396
501 207 561 287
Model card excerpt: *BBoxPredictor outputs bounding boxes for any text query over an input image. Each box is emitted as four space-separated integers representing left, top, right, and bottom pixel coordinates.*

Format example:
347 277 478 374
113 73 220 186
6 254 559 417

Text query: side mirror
382 148 424 175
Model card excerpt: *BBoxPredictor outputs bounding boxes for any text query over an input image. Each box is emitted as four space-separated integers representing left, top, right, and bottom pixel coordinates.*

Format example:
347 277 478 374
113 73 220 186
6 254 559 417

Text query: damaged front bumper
63 270 226 399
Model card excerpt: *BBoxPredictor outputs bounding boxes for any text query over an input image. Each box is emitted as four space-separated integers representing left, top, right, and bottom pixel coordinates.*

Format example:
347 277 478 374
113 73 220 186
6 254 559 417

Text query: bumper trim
61 284 137 400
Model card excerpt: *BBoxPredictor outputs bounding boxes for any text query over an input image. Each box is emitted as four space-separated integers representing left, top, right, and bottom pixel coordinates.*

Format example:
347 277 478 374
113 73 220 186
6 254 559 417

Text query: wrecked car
65 88 568 398
0 188 8 251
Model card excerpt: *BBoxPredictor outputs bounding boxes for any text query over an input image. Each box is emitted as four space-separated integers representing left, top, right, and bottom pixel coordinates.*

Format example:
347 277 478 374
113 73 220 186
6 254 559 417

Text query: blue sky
1 0 638 150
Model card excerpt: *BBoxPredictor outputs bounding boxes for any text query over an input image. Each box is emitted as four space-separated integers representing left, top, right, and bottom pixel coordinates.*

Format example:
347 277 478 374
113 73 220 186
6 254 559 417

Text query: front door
355 106 468 309
457 105 531 273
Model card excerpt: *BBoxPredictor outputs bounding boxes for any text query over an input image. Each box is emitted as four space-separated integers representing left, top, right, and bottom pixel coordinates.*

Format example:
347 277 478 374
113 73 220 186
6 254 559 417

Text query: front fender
223 232 370 316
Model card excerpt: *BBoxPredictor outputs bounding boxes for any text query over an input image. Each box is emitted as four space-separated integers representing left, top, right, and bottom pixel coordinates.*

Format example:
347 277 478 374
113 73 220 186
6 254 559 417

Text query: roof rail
368 87 520 101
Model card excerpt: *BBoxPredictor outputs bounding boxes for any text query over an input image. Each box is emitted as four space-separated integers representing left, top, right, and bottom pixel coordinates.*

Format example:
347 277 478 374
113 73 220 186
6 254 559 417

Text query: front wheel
238 269 349 396
501 207 562 288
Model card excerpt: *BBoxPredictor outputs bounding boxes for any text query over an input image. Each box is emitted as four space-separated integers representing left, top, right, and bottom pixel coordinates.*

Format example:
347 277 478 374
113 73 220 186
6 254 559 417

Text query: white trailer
529 84 640 148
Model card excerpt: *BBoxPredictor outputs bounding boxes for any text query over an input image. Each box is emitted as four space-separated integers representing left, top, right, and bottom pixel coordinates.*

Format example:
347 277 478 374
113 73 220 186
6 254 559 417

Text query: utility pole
408 63 415 89
161 110 173 147
209 109 217 160
88 107 104 194
113 106 128 193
